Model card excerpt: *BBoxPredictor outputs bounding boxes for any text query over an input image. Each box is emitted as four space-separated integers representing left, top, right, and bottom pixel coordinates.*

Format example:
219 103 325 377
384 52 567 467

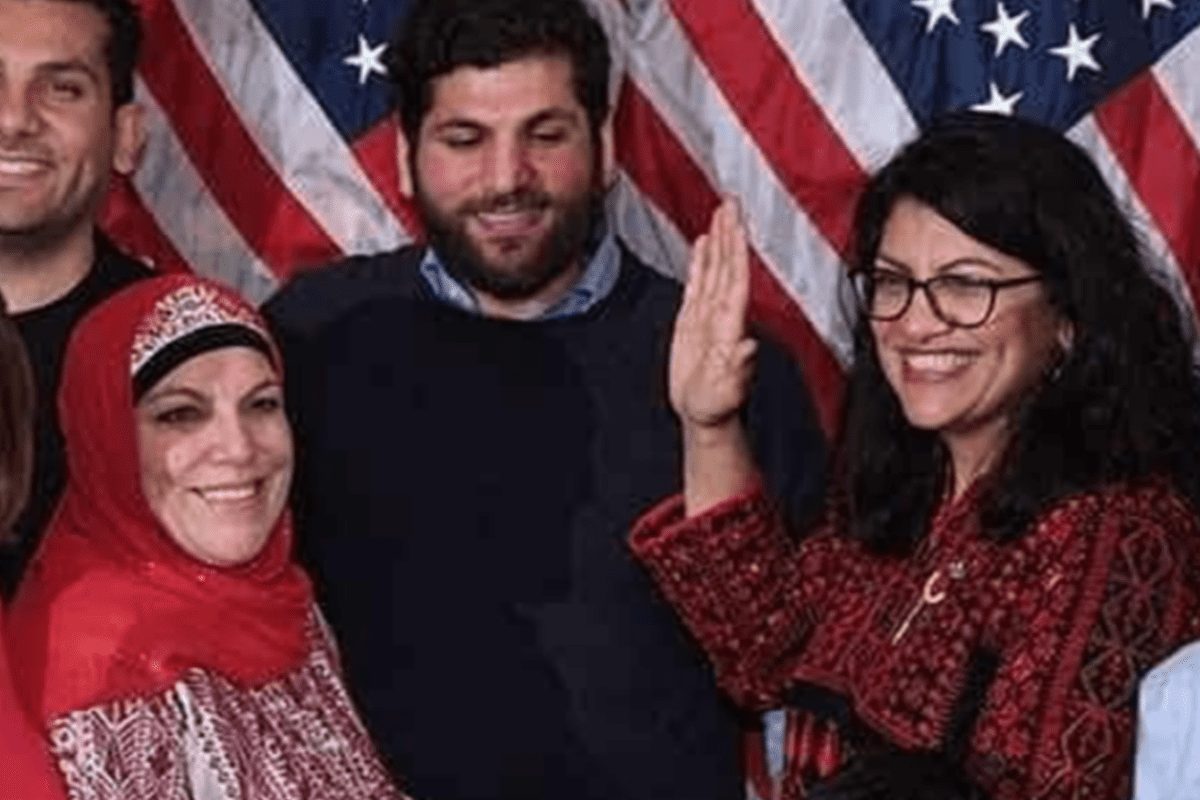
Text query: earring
1048 346 1072 383
1049 323 1075 383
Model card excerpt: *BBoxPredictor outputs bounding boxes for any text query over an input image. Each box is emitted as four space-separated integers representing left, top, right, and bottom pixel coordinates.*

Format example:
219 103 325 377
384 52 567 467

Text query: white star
980 2 1030 57
344 35 387 85
971 81 1023 115
1048 23 1102 82
1142 0 1174 18
912 0 960 33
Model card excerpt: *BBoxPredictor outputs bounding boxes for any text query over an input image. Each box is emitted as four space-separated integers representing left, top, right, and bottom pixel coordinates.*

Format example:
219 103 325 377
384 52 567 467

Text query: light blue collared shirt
418 224 621 320
1135 639 1200 799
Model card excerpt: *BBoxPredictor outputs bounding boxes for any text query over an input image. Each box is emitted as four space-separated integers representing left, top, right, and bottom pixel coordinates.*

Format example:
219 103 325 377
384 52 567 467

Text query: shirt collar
418 223 620 320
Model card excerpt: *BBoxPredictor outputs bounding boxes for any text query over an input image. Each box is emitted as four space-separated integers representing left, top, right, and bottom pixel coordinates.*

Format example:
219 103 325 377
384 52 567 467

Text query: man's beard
415 181 602 301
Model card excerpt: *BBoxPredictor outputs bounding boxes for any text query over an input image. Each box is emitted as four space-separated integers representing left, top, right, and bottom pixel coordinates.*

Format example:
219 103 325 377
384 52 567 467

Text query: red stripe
136 0 341 280
665 0 867 257
1094 72 1200 305
749 267 845 439
350 116 424 240
99 175 190 274
742 722 775 800
615 78 844 436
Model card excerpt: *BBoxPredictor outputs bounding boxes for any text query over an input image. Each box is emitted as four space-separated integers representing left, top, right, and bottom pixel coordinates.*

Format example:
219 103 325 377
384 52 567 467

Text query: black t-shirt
0 236 152 597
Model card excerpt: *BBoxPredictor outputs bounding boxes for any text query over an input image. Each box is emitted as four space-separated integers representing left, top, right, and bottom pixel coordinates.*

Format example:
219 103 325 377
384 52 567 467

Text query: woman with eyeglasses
628 112 1200 800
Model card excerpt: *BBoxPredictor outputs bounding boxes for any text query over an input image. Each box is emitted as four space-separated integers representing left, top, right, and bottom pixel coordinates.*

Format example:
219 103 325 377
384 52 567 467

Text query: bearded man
264 1 825 798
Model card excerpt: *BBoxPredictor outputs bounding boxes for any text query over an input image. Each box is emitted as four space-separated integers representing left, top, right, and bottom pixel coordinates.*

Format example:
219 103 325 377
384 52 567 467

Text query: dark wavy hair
0 300 33 543
62 0 142 107
385 0 612 144
840 112 1200 553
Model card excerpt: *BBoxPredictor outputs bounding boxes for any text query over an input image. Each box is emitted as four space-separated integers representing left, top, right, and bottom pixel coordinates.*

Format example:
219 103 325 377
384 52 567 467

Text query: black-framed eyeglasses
849 268 1044 329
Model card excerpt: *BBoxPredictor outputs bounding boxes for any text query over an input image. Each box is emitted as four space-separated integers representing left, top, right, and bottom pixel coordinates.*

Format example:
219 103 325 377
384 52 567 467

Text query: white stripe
612 0 854 363
1151 26 1200 350
750 0 919 171
581 0 704 284
134 84 279 304
582 0 632 116
583 0 707 281
1152 27 1200 162
1068 115 1200 345
609 172 692 281
169 0 408 256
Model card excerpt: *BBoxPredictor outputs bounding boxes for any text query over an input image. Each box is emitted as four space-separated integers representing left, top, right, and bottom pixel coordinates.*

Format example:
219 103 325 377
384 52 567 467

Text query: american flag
100 0 1200 438
98 1 1200 795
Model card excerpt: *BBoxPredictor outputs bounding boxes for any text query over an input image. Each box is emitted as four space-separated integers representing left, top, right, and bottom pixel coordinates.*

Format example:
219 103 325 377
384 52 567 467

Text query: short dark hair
840 112 1200 551
385 0 612 144
0 301 33 543
56 0 142 107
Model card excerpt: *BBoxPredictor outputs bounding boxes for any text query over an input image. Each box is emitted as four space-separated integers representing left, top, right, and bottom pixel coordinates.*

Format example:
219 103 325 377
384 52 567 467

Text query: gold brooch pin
891 560 966 645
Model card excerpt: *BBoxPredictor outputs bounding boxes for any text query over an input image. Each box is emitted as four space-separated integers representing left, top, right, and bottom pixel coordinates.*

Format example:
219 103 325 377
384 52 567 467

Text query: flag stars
1049 23 1102 81
1142 0 1174 18
344 34 387 85
971 81 1023 115
980 2 1029 57
912 0 959 33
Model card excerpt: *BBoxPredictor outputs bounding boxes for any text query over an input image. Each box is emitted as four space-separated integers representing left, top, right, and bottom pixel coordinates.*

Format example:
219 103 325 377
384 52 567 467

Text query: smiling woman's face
870 198 1068 454
135 346 292 566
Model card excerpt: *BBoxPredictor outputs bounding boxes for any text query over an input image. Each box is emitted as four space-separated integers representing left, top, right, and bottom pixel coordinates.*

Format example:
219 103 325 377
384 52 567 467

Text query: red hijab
7 275 313 727
0 605 65 799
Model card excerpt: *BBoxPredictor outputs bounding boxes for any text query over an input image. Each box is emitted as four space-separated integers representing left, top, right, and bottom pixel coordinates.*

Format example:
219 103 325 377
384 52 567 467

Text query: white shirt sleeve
1136 640 1200 800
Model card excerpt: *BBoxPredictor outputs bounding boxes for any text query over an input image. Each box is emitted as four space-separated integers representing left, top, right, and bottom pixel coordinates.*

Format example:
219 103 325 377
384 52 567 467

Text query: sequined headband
130 283 274 402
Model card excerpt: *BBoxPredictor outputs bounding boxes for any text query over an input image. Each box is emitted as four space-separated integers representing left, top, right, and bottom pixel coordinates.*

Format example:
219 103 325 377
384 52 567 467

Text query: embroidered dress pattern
48 618 404 800
130 284 268 376
630 480 1200 800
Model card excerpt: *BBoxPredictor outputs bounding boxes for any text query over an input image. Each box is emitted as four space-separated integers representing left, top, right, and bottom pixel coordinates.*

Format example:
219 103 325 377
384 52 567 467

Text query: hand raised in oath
669 198 759 432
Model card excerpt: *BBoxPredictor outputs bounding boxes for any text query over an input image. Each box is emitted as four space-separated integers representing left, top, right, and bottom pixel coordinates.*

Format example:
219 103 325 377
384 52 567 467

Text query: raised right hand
669 199 759 432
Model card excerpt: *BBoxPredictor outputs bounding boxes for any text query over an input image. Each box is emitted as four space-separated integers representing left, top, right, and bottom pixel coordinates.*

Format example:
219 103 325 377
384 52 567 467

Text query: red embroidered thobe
630 480 1200 800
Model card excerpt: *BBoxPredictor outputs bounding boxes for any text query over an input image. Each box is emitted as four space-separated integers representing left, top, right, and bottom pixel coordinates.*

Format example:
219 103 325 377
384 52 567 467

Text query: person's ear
112 103 146 176
396 125 415 198
598 113 616 189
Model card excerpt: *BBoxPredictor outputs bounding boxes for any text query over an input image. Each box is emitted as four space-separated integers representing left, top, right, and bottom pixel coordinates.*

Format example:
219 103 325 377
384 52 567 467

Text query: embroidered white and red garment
47 615 406 800
5 277 408 800
631 479 1200 800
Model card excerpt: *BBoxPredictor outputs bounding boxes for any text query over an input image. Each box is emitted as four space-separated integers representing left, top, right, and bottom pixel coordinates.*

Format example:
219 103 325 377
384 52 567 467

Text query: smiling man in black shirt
0 0 151 595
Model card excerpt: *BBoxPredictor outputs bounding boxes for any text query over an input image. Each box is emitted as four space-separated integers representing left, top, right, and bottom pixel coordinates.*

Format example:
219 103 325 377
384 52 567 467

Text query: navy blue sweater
266 245 826 800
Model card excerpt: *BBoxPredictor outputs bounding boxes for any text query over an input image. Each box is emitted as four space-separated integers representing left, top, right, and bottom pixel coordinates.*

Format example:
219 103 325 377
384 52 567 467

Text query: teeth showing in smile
196 483 259 502
0 158 46 176
475 209 542 232
903 352 973 372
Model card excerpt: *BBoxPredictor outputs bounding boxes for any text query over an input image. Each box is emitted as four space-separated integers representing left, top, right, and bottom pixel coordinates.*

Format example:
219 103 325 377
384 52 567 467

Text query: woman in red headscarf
0 305 65 800
6 275 408 800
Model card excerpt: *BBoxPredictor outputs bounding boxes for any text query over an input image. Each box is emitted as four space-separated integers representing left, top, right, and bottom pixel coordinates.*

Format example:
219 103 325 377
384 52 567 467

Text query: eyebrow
140 379 281 406
36 60 103 85
140 386 206 406
245 379 283 396
431 118 484 134
430 106 583 134
874 254 1006 276
524 108 582 127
